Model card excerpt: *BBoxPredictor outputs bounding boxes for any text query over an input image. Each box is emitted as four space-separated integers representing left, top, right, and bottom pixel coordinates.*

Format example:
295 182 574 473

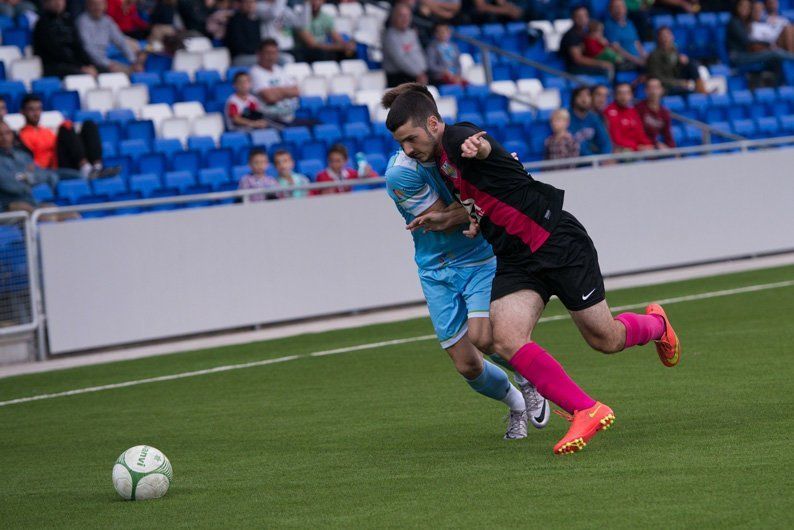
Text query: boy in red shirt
224 72 269 131
603 82 654 152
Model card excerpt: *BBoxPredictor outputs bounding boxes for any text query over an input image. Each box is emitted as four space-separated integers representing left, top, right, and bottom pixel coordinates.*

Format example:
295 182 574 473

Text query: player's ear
427 115 439 134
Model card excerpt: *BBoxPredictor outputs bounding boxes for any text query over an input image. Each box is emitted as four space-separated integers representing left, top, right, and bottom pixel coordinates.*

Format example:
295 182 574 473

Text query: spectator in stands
584 20 626 67
33 0 99 79
108 0 149 39
605 0 647 68
178 0 213 35
418 0 462 24
559 5 615 78
604 82 655 152
655 0 701 15
206 0 235 40
635 77 676 148
77 0 144 74
591 84 611 117
727 0 794 75
224 72 269 131
314 144 360 195
382 2 429 87
273 150 311 198
426 23 467 86
0 0 37 22
294 0 357 63
18 95 113 179
543 109 580 161
257 0 305 59
751 0 794 52
647 26 706 95
0 121 60 214
569 86 613 157
249 38 301 125
238 148 280 201
224 0 262 66
468 0 525 24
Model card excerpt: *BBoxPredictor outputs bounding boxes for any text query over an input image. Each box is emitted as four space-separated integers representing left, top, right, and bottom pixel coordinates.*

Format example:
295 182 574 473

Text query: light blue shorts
418 258 496 349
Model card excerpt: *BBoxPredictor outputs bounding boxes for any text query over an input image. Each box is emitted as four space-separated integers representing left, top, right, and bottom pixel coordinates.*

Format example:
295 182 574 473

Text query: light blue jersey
385 151 495 348
385 151 493 271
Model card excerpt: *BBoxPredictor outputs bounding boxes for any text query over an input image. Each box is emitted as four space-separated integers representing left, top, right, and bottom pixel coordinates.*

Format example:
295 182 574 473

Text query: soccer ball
112 445 173 500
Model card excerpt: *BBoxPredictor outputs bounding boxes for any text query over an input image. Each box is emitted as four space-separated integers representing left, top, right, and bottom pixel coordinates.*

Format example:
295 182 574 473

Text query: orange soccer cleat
553 401 615 455
646 303 681 367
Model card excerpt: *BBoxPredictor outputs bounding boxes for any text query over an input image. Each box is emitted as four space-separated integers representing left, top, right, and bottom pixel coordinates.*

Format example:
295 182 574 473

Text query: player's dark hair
273 149 292 160
232 71 249 84
248 147 268 161
384 84 441 132
21 94 42 108
328 143 348 160
613 81 632 92
258 38 278 51
570 86 591 107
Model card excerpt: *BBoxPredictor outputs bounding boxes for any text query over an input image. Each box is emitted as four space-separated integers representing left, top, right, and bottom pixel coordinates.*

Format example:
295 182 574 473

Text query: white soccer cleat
504 409 528 439
519 380 551 429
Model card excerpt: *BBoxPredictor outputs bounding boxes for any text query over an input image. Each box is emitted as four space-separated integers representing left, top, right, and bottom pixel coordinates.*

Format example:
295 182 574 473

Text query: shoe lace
519 381 544 413
553 409 574 422
504 410 526 436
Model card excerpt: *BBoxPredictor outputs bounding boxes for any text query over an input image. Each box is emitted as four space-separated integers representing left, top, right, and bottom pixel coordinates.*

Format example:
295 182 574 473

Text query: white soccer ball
112 445 173 500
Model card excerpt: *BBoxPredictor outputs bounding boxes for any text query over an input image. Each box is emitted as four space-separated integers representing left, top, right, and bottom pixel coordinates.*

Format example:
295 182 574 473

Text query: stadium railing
0 211 39 338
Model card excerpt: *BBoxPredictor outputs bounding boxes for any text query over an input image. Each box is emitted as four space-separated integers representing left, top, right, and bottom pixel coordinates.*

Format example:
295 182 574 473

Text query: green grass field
1 265 793 528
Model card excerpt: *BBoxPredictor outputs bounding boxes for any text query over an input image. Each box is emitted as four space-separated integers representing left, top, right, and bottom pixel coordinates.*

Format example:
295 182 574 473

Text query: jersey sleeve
384 162 440 216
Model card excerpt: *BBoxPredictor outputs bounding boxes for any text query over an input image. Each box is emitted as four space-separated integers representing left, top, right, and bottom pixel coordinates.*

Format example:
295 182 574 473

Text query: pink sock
615 313 665 348
508 343 596 414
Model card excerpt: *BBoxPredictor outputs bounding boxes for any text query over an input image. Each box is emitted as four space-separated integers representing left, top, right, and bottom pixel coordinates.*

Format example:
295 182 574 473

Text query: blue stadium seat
106 108 136 124
2 27 29 51
144 53 172 74
137 152 166 176
344 105 370 125
457 97 480 114
282 126 312 144
31 77 61 101
187 136 216 154
327 94 351 108
211 83 234 104
515 64 537 80
662 95 686 113
129 173 162 198
102 141 117 157
731 118 757 138
671 125 686 147
485 110 510 128
119 138 150 157
502 139 530 161
359 136 385 156
314 123 342 145
163 70 190 89
365 153 387 175
195 69 222 87
153 138 183 158
458 112 484 124
316 106 342 126
198 167 230 189
755 117 780 138
298 96 324 115
125 120 155 145
466 84 490 98
91 176 126 197
267 141 297 159
754 87 777 106
180 83 207 103
164 170 196 193
780 114 794 134
225 66 248 82
171 150 201 173
684 124 703 145
57 179 92 204
74 110 103 123
204 148 233 170
297 159 324 180
492 64 512 81
299 139 327 161
698 12 718 26
343 122 370 139
149 84 177 105
130 72 161 88
220 131 250 151
31 183 54 203
232 165 250 182
708 121 733 142
47 90 79 115
653 14 675 30
98 122 122 146
687 93 709 119
439 84 464 97
103 155 133 178
455 24 481 38
250 128 281 148
778 86 794 103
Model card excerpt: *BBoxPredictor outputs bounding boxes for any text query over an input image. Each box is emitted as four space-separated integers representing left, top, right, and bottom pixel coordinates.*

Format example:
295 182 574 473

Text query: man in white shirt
248 38 301 125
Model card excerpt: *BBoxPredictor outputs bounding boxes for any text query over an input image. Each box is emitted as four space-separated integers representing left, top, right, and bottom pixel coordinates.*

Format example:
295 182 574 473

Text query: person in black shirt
33 0 99 78
382 83 682 456
558 5 614 78
224 0 261 66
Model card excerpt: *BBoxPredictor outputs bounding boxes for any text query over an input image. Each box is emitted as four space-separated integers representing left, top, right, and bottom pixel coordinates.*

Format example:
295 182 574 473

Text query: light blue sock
489 353 527 385
466 359 511 401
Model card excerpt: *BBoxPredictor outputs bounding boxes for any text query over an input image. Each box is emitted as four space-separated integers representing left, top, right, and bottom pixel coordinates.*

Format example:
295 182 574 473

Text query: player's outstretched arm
461 131 492 160
406 200 470 233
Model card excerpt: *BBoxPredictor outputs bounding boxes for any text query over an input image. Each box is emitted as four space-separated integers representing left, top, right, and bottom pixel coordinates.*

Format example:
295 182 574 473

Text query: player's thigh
460 259 496 352
419 270 469 350
489 289 546 359
569 300 625 353
444 335 484 379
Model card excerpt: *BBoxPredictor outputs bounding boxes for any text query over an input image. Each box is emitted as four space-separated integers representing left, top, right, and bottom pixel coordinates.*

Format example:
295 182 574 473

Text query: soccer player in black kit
383 83 682 455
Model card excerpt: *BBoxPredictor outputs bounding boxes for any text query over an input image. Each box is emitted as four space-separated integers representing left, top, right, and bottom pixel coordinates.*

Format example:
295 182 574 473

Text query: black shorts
490 211 606 311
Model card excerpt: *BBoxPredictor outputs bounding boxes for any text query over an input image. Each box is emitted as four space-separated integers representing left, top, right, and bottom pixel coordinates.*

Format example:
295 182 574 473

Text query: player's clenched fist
461 131 488 159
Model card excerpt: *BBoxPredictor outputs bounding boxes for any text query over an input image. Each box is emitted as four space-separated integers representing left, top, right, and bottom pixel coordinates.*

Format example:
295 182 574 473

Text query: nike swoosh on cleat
581 288 596 300
588 404 602 418
534 400 549 422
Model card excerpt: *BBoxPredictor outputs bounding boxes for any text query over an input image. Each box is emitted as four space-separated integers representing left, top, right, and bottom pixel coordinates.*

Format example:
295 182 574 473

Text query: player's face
393 118 440 163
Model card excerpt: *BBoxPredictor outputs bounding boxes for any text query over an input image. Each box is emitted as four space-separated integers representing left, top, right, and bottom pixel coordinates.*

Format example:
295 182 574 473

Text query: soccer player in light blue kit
383 96 551 439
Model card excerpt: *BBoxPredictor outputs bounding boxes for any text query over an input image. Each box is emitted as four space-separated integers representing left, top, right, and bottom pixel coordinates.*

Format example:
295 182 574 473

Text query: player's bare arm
406 200 469 233
461 131 492 159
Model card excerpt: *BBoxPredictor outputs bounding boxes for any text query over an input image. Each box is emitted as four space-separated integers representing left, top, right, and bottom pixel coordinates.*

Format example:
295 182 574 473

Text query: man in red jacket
604 82 654 152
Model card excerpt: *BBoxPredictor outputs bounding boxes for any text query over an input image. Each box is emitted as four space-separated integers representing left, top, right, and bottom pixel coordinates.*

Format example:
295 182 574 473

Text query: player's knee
491 337 521 359
454 357 482 379
469 332 493 355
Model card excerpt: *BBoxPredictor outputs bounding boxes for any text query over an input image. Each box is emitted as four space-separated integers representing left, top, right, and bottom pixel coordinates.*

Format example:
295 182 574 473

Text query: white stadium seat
354 16 383 46
517 78 543 98
463 65 486 85
160 117 191 145
329 74 356 97
334 17 354 36
40 111 65 131
64 74 97 101
338 2 363 18
202 48 230 73
116 84 149 113
9 57 42 88
173 50 203 79
284 62 312 82
358 70 386 91
0 45 21 67
536 89 562 110
340 59 368 76
319 2 338 17
426 85 441 101
554 19 574 34
459 53 475 73
300 75 328 98
140 103 174 132
98 72 130 92
184 36 213 52
84 88 115 113
436 96 458 121
312 60 341 77
191 113 224 142
3 112 24 131
364 2 389 21
173 101 205 121
354 89 383 120
490 80 517 97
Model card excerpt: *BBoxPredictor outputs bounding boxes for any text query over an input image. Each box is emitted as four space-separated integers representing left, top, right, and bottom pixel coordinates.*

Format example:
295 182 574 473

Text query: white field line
1 279 792 408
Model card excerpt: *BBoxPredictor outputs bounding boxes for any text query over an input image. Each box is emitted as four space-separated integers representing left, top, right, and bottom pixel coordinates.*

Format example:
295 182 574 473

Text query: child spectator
543 109 580 161
224 72 269 131
584 20 624 66
238 149 279 201
314 144 360 195
426 23 467 86
272 150 311 198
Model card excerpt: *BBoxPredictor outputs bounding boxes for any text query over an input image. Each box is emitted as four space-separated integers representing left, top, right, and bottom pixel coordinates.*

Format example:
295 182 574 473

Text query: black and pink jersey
437 122 565 260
